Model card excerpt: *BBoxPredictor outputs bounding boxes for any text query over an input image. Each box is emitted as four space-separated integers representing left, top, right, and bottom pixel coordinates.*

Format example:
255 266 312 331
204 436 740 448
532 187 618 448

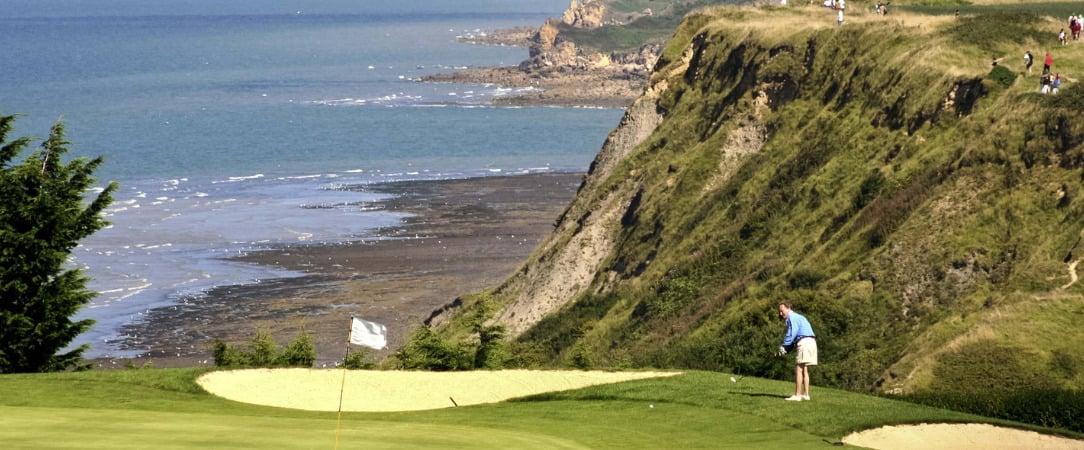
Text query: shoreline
93 172 584 369
419 26 648 109
421 65 643 109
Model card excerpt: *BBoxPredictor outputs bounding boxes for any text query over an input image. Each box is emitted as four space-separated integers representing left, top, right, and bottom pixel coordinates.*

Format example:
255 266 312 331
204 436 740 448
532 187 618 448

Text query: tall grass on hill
903 1 1084 20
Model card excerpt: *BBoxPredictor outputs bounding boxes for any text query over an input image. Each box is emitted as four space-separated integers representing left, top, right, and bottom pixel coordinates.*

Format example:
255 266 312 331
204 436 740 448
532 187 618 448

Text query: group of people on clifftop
1021 50 1062 94
1038 15 1084 94
1063 15 1083 44
817 0 845 27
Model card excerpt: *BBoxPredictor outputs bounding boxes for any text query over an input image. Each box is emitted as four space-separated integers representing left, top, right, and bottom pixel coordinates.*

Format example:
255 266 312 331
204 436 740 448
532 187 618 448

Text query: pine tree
0 114 117 373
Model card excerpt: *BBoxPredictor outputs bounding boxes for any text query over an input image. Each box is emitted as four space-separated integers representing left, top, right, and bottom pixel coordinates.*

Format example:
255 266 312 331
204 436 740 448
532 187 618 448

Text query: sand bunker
197 368 679 412
843 423 1084 450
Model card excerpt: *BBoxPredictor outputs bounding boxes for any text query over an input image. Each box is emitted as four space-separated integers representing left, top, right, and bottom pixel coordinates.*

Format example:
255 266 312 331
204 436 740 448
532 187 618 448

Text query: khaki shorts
795 337 818 366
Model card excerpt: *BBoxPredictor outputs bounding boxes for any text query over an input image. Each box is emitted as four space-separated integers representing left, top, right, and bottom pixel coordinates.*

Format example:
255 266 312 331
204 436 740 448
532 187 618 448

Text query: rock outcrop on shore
421 0 661 108
561 0 606 29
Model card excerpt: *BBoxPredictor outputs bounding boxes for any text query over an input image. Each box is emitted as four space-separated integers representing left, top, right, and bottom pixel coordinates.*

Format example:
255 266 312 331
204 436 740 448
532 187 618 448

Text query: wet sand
95 172 584 369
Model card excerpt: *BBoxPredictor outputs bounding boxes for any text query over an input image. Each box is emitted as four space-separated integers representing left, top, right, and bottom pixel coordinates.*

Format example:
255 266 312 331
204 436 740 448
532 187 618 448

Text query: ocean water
0 0 625 358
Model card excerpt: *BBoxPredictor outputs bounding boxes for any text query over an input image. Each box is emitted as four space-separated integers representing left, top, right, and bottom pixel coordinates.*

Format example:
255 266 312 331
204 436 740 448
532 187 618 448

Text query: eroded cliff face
492 81 668 336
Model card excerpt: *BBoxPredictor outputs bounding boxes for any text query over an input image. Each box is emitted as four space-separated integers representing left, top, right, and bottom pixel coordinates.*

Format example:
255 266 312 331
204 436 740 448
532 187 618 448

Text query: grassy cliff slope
417 1 1084 429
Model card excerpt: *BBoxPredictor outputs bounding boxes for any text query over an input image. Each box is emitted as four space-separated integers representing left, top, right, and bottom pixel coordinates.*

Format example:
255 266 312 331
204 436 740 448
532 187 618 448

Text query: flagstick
334 318 353 450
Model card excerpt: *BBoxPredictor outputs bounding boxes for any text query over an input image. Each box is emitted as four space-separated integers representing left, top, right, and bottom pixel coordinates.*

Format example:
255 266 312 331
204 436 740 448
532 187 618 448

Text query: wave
307 82 544 108
215 174 265 184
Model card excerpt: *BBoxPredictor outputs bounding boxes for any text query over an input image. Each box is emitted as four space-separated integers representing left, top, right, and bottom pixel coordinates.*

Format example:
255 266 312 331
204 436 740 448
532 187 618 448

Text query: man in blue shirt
777 301 817 401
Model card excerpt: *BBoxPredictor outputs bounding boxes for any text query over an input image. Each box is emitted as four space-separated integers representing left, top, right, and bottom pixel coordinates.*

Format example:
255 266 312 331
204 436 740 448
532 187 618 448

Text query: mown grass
2 369 1079 449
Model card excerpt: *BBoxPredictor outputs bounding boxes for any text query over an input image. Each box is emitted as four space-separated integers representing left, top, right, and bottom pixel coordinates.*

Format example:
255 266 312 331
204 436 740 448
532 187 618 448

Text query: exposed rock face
611 43 662 73
529 20 560 57
561 0 605 28
522 24 659 73
524 20 578 69
492 84 667 337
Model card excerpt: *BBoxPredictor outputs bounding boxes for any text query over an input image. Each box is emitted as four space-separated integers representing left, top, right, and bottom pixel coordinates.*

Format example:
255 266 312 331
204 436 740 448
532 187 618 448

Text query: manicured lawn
2 369 1075 449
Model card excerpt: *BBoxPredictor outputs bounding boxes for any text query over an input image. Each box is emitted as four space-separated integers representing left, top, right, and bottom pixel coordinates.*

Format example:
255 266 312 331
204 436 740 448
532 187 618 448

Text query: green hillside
414 1 1084 431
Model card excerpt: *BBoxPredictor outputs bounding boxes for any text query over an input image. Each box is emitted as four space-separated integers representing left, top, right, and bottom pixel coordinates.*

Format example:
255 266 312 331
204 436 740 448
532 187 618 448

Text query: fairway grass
1 369 1081 449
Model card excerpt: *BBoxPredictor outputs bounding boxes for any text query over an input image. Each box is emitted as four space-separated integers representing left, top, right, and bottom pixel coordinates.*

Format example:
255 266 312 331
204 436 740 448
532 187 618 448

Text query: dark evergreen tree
0 114 117 373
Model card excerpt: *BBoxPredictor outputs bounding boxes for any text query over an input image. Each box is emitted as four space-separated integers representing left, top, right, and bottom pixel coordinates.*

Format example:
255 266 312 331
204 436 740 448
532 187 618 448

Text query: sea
0 0 625 359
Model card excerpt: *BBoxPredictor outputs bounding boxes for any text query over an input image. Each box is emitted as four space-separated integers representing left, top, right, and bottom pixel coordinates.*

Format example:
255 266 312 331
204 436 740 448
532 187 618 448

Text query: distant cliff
420 3 1084 425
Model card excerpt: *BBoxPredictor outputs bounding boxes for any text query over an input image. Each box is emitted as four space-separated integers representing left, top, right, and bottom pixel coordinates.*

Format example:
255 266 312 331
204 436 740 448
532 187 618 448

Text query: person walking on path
837 8 843 27
1025 51 1033 75
1044 51 1053 74
777 302 818 401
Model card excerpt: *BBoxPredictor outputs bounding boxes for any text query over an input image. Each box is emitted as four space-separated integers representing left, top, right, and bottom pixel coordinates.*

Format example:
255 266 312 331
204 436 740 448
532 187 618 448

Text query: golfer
777 301 817 401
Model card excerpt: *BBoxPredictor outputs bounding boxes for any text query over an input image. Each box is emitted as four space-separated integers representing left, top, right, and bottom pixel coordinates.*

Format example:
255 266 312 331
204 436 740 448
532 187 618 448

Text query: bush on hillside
342 351 377 369
474 324 510 369
895 341 1084 432
987 65 1016 88
902 388 1084 433
394 327 473 371
212 328 316 368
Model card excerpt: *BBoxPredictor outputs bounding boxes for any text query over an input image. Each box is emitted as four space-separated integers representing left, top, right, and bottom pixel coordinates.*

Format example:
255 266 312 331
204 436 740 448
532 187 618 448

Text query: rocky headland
421 0 661 108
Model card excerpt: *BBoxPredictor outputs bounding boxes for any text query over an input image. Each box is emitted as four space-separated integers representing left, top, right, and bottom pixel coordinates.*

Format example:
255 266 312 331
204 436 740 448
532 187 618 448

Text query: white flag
349 317 387 350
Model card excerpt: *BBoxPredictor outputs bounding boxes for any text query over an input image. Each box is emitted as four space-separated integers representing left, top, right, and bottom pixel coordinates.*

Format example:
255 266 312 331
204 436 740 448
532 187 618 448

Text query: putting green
197 369 681 412
0 405 593 449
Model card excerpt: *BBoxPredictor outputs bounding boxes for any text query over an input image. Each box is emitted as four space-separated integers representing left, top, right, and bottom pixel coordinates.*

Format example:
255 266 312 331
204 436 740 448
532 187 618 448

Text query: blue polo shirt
782 311 815 348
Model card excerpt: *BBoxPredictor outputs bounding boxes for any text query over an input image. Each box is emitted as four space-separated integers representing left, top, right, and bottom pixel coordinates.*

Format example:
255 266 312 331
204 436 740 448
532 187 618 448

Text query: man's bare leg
794 363 805 397
800 365 810 399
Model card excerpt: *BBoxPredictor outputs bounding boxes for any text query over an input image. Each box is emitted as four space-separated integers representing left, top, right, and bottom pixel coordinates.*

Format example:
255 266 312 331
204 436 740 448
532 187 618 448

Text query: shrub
248 328 278 367
987 65 1016 88
566 341 594 370
212 328 316 368
342 351 377 370
277 331 315 367
394 327 472 371
212 339 249 367
474 325 509 369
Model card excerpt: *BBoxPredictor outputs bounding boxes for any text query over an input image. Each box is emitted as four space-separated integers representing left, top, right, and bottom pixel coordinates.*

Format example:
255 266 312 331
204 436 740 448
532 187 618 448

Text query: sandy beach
96 172 585 369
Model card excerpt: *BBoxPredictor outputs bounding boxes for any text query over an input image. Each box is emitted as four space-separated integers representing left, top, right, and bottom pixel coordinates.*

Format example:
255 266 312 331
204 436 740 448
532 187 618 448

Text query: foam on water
71 171 407 357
